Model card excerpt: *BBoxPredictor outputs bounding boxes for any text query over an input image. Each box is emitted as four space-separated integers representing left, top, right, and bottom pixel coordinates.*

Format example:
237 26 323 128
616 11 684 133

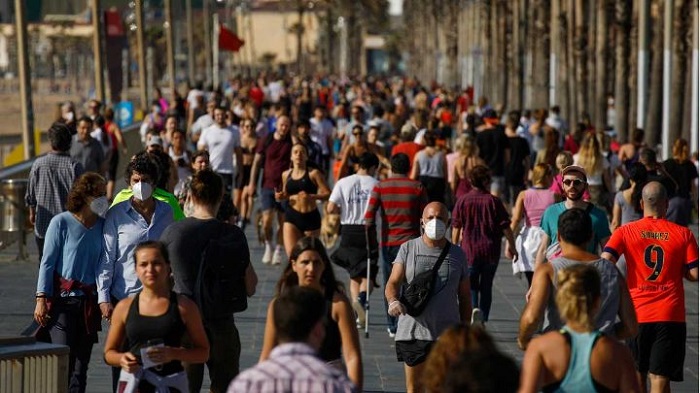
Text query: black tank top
286 170 317 196
125 292 186 375
318 299 342 361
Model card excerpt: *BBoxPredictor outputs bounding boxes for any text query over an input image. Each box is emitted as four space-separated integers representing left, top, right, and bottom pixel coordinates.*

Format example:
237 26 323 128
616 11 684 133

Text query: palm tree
645 0 663 147
614 0 632 142
594 0 609 131
669 0 692 142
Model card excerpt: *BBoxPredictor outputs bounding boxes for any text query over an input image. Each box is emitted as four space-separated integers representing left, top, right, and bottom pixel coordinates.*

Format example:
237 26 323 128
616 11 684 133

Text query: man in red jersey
365 153 427 337
602 181 698 393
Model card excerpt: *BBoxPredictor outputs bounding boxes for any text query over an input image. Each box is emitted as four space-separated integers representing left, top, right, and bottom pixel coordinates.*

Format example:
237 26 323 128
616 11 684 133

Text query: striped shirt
227 343 356 393
25 152 84 238
364 175 427 247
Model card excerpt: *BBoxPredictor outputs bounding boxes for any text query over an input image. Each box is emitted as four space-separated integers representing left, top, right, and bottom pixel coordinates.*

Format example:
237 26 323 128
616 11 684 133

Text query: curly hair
66 172 106 213
125 151 159 185
275 236 344 300
423 324 498 393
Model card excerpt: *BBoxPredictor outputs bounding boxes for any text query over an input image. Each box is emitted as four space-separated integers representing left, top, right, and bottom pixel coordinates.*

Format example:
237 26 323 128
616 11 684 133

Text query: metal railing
0 123 141 254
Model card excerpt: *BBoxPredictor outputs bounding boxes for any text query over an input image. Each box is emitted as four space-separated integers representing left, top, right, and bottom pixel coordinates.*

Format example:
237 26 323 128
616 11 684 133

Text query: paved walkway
0 224 697 392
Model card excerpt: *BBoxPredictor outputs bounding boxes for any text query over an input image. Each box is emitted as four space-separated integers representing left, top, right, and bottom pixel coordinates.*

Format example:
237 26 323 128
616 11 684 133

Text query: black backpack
194 222 250 320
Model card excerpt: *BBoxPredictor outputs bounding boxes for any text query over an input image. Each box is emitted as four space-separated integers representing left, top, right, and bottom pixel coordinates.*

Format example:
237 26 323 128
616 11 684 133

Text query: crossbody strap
430 242 452 277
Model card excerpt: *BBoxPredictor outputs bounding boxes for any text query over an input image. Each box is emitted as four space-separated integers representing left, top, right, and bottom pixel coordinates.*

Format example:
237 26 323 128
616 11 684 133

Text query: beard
567 189 585 201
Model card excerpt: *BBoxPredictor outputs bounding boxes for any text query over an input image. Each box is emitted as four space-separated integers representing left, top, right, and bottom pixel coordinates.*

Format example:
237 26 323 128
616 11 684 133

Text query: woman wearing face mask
34 173 108 393
451 165 518 325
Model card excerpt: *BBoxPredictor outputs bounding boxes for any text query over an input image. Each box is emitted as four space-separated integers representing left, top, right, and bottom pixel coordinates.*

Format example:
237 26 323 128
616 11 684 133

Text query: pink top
523 188 556 227
549 173 591 201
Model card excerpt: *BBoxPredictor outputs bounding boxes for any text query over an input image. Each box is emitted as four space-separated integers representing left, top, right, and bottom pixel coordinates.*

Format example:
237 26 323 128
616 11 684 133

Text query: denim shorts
260 187 283 212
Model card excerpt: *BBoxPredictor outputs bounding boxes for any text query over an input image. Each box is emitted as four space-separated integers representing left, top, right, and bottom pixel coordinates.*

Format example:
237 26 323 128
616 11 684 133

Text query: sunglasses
563 179 585 187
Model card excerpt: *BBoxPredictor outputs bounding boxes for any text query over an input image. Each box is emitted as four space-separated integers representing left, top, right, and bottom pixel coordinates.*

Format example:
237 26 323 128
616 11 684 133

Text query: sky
388 0 403 16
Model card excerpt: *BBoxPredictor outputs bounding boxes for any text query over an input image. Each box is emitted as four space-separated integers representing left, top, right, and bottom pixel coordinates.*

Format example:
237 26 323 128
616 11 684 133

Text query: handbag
400 242 451 317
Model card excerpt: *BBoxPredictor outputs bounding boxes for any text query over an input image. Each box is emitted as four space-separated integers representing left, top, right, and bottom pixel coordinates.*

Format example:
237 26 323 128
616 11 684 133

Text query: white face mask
89 196 109 217
132 181 153 201
424 218 447 240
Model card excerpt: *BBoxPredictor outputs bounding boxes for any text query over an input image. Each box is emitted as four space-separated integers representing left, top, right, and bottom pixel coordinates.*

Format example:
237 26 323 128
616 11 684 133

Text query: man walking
228 287 356 393
328 153 380 328
385 202 471 393
602 182 698 393
364 153 427 337
70 116 105 174
25 122 84 262
246 115 293 264
161 170 257 392
536 165 611 267
518 208 637 349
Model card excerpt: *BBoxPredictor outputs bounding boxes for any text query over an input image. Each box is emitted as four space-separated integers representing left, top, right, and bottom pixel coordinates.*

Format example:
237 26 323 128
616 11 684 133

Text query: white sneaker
352 300 366 327
272 247 284 265
262 245 273 264
471 308 484 328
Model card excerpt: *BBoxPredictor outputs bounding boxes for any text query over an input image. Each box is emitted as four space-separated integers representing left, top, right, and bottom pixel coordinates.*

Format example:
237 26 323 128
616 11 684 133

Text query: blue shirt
97 198 174 303
36 211 104 296
539 202 611 254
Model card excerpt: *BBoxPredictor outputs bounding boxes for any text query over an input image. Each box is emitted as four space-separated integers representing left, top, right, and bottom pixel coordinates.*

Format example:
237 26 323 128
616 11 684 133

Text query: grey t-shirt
394 238 469 342
543 256 622 336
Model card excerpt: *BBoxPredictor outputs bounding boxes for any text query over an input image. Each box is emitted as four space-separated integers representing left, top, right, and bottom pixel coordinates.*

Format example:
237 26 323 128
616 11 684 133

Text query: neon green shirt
111 188 185 221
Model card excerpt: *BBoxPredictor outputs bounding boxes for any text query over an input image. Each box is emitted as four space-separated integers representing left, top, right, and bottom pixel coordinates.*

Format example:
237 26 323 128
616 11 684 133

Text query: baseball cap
561 165 587 181
148 136 163 147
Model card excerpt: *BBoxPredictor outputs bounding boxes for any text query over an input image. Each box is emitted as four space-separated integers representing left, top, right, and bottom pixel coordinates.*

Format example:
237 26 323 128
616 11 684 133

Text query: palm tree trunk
594 0 609 131
615 0 632 142
574 0 588 120
669 0 691 141
566 0 578 129
508 0 523 111
645 0 664 147
627 0 639 140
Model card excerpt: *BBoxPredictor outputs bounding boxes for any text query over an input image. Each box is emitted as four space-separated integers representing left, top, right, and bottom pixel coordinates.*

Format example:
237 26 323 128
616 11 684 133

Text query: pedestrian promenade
0 224 697 392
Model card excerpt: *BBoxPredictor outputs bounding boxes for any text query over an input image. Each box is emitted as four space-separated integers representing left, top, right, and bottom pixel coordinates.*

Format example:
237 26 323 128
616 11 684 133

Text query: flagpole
213 13 220 89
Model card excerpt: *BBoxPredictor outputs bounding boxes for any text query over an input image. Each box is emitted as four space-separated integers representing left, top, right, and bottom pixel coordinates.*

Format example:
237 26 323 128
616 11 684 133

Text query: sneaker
352 300 366 327
387 328 396 338
471 308 484 328
262 245 273 264
272 247 284 265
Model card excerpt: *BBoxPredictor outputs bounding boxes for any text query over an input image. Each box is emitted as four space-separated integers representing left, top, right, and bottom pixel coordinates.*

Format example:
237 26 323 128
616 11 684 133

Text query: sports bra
285 170 317 196
542 327 616 393
125 292 186 376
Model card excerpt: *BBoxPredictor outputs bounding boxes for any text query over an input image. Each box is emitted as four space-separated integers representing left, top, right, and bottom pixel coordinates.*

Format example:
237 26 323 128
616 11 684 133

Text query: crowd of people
25 74 699 393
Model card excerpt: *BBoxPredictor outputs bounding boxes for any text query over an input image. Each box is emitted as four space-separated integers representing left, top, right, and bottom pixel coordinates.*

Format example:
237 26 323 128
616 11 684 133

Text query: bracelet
389 300 401 308
35 294 46 298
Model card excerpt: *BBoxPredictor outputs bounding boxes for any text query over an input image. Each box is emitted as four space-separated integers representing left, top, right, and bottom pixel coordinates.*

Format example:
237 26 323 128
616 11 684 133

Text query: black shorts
107 151 119 181
629 322 686 381
236 165 252 190
284 207 321 232
396 339 434 367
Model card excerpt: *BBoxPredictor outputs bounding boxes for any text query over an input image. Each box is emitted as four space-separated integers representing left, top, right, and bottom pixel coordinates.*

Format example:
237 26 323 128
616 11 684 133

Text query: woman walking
34 173 108 393
275 143 330 258
259 237 363 390
104 241 209 392
411 131 448 203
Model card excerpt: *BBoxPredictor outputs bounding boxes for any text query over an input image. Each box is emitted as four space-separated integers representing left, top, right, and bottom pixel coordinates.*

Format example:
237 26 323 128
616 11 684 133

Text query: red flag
219 24 244 52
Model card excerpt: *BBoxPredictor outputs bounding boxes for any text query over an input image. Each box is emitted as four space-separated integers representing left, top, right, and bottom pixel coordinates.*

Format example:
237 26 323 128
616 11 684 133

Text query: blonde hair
453 135 468 153
576 134 603 175
460 137 478 157
555 264 600 331
423 324 496 393
531 163 553 187
555 151 574 171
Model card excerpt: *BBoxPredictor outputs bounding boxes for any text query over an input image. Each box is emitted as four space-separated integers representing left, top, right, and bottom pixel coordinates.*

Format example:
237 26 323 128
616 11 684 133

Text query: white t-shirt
329 174 379 225
186 89 203 109
198 124 240 174
309 117 334 155
573 153 610 186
